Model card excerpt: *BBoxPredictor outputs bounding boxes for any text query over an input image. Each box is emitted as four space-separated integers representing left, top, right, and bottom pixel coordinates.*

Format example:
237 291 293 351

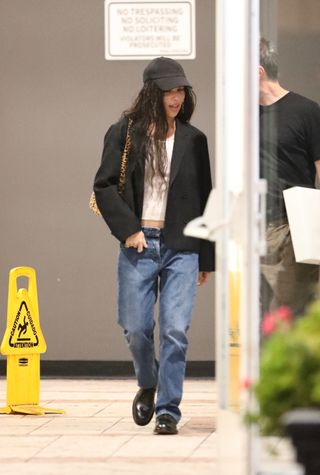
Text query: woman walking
94 57 214 434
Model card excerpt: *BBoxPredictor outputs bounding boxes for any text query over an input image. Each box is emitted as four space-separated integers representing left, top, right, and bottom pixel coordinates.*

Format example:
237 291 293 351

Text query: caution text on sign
105 0 195 60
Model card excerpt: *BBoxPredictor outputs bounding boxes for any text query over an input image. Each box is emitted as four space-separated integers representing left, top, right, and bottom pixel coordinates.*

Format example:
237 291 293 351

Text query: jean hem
156 409 180 423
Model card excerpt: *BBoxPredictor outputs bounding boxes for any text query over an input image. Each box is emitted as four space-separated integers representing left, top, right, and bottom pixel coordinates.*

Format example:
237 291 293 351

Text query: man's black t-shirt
260 91 320 222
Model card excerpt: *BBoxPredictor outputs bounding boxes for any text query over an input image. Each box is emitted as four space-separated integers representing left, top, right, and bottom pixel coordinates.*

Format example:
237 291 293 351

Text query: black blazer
94 117 215 272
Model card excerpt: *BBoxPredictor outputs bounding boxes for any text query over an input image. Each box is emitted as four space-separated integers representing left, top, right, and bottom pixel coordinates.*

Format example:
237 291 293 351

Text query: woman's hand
197 272 211 286
125 231 148 253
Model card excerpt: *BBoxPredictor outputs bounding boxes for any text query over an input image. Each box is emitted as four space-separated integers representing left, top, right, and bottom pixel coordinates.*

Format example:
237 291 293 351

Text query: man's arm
315 160 320 189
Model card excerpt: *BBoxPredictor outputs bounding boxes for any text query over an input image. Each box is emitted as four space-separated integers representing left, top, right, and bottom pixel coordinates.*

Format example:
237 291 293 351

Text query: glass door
186 0 262 473
214 1 262 473
186 1 320 473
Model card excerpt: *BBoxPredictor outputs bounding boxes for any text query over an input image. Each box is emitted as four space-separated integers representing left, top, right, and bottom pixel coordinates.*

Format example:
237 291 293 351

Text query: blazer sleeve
198 133 216 272
93 120 141 242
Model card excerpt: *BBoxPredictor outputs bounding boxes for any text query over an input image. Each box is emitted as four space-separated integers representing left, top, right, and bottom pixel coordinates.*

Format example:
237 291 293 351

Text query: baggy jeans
117 227 199 422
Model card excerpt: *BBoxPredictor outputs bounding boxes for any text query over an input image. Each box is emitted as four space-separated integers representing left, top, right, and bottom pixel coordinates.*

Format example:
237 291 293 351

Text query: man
259 37 320 317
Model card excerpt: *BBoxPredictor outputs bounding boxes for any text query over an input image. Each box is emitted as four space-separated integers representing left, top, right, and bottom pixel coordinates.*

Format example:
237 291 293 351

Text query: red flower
262 306 293 336
241 377 253 390
262 313 277 335
275 306 293 324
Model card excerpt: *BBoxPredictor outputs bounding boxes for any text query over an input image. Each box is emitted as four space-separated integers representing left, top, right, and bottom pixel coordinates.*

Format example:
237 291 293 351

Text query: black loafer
132 387 156 426
154 414 178 435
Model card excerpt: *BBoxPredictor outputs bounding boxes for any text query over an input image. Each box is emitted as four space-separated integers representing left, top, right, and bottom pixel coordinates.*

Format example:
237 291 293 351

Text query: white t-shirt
142 135 174 221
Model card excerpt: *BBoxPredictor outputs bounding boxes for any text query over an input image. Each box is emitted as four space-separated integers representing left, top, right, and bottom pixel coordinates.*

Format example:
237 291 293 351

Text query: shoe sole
154 428 178 435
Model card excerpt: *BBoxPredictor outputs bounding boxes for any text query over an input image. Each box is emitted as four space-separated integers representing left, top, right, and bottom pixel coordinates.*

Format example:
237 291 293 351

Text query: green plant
246 300 320 436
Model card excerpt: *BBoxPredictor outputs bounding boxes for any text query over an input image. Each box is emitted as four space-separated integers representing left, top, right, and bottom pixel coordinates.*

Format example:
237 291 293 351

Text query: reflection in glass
259 36 320 319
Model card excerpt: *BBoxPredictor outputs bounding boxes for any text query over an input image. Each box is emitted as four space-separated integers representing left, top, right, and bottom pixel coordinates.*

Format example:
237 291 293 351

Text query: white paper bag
283 186 320 264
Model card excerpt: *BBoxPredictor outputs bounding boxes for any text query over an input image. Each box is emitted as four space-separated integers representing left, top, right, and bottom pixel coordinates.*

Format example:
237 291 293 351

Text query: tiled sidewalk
0 378 217 475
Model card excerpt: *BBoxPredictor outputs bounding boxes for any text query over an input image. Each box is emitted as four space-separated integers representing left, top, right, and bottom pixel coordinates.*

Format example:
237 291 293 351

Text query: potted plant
245 299 320 475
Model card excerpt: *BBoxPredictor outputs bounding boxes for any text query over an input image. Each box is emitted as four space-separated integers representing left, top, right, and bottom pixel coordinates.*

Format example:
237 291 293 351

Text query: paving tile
0 377 299 475
0 377 217 475
113 433 209 458
103 419 154 435
0 460 217 475
105 460 217 475
190 432 217 458
30 417 119 435
0 416 51 435
96 401 133 418
179 416 216 436
0 435 58 459
33 434 132 458
51 402 111 417
180 402 217 417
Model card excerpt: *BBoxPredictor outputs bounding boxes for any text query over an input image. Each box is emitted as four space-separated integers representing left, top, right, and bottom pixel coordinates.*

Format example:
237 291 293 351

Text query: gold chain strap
118 118 132 195
89 118 133 216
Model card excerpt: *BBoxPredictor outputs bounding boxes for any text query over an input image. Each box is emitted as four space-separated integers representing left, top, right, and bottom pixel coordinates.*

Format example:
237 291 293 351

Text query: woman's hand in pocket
125 231 148 253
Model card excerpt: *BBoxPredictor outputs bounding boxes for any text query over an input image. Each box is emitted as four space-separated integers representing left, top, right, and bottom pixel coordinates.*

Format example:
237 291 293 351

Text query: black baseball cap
143 57 191 91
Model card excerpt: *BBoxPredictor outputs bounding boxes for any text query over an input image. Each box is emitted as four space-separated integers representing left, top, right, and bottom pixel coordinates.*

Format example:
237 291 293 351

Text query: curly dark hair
122 80 196 187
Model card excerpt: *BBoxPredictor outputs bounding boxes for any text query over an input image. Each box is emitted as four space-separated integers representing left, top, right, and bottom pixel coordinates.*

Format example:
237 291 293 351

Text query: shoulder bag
89 118 133 216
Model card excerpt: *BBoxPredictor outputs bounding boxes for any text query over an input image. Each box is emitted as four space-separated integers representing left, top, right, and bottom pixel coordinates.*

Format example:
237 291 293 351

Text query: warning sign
105 0 196 60
0 267 64 414
1 268 46 356
9 301 39 349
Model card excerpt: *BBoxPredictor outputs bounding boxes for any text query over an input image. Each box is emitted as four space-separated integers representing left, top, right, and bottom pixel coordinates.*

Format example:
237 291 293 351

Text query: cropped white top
142 135 174 221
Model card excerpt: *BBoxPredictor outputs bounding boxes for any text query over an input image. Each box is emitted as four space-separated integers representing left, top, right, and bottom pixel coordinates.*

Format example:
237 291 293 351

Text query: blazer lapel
169 120 188 187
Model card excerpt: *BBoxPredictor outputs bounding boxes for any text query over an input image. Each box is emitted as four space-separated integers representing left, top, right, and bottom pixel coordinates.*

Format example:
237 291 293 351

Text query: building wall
0 0 215 364
278 0 320 103
0 0 318 368
261 0 320 103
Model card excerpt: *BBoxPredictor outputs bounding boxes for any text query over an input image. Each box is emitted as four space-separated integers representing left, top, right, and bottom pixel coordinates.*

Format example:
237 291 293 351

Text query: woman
94 57 214 435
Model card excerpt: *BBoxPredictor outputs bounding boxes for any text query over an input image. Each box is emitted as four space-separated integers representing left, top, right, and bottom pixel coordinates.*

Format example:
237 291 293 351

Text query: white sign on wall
104 0 195 60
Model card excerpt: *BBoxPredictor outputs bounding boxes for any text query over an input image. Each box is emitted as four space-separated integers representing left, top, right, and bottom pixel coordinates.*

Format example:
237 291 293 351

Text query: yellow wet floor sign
228 270 241 409
0 267 64 415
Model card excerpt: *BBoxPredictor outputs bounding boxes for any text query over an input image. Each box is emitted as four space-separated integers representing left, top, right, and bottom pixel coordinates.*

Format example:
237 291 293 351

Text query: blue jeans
117 227 199 422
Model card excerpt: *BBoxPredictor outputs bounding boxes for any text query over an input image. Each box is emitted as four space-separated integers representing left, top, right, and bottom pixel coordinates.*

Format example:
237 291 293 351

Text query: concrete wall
0 0 215 363
278 0 320 103
261 0 320 103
